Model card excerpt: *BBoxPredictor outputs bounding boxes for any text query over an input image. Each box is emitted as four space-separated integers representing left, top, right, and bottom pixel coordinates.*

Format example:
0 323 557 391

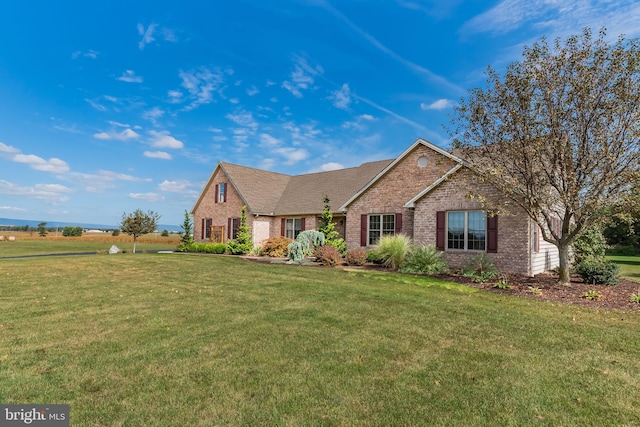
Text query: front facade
192 139 559 276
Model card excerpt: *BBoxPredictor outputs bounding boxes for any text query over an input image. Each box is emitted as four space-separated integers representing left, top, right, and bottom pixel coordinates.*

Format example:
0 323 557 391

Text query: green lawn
1 254 639 426
0 238 176 257
607 255 640 282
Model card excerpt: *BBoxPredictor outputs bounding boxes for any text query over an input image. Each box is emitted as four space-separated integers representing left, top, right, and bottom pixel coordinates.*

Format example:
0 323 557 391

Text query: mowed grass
0 232 179 257
1 254 640 426
607 255 640 282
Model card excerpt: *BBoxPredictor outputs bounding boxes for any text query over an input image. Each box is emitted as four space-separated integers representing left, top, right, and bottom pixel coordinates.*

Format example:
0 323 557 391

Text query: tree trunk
133 236 137 254
557 242 571 285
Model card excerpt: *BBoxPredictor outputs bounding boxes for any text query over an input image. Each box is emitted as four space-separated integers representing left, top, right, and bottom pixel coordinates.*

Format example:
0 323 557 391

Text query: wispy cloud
258 132 309 165
463 0 640 40
128 192 165 202
158 179 191 192
148 130 184 149
421 99 455 110
142 107 165 124
117 70 143 83
282 56 323 98
12 154 69 174
342 113 376 131
247 86 260 96
0 205 27 213
144 151 172 160
0 180 71 203
0 142 20 154
137 23 157 50
313 1 464 95
71 49 98 59
177 67 230 111
93 128 140 141
330 83 352 110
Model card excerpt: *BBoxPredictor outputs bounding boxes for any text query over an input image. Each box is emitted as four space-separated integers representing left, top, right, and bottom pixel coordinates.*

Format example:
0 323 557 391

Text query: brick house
192 138 559 275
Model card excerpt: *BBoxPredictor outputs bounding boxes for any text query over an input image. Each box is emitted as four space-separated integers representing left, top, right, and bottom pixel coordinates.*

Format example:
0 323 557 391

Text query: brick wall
192 169 252 242
413 167 532 275
345 144 458 248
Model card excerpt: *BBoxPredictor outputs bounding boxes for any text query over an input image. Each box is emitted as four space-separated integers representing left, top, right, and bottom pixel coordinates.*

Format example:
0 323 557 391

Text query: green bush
161 229 169 237
374 234 412 270
228 205 253 255
400 245 448 275
366 250 384 264
313 245 342 267
465 252 498 275
573 226 608 264
288 230 325 263
112 229 120 236
178 242 227 254
576 261 620 285
62 226 83 237
345 248 368 266
261 237 293 257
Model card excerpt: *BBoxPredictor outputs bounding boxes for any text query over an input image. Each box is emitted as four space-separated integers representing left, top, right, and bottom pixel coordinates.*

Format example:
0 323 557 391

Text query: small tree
37 222 48 237
227 205 253 255
120 209 160 253
318 196 346 254
178 210 194 250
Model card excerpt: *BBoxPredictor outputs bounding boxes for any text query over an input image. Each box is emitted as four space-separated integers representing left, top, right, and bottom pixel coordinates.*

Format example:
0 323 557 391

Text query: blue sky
1 0 639 227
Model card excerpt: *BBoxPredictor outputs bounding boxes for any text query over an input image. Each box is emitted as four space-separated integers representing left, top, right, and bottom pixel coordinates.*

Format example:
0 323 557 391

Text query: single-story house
191 138 559 275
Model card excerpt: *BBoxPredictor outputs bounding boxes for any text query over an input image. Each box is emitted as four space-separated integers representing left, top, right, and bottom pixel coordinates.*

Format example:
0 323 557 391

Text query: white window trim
368 214 395 246
446 210 486 251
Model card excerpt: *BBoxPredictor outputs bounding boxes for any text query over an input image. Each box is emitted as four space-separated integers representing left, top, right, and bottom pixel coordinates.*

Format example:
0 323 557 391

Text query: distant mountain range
0 217 182 233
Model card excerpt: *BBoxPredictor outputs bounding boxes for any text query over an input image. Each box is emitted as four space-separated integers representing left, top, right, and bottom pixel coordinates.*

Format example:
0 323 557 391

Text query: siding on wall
530 219 561 275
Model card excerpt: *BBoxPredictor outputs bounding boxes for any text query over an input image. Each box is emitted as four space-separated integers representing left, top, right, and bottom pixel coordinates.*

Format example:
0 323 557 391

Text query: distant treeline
0 225 115 233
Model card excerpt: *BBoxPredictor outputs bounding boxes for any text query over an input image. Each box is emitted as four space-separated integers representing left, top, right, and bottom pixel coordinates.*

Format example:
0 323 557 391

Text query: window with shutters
368 214 395 245
285 218 302 239
217 183 226 203
230 217 240 240
204 218 212 240
447 211 486 251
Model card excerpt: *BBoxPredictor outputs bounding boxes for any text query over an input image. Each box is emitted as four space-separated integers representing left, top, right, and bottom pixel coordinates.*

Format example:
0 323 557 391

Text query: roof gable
339 138 465 211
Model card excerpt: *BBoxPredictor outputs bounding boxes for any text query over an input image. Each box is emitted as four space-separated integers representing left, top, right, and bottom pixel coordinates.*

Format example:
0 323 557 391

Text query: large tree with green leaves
120 209 161 253
449 28 640 284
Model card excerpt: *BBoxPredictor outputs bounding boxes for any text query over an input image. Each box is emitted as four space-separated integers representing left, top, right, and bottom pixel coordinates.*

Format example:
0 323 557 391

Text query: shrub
261 237 293 257
630 293 640 303
493 279 511 289
576 261 620 285
399 244 447 275
161 229 169 237
112 229 120 237
288 230 325 263
345 248 368 266
228 205 253 255
374 234 412 270
366 250 384 264
466 252 498 275
314 245 342 267
62 226 83 237
573 225 608 264
178 242 227 254
581 289 602 301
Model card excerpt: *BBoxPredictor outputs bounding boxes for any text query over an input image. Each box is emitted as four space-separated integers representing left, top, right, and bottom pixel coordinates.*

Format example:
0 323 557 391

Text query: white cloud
117 70 143 83
178 67 228 111
142 107 165 124
167 90 183 103
128 192 165 202
144 151 172 160
12 154 70 174
229 98 240 104
85 98 108 112
247 86 260 96
271 147 309 165
281 56 323 98
320 162 344 171
226 110 259 131
137 23 157 50
71 49 98 59
259 133 282 148
158 180 191 192
0 180 71 203
330 83 352 110
107 120 131 128
93 128 140 140
421 99 455 110
0 142 19 154
148 130 184 149
0 206 27 212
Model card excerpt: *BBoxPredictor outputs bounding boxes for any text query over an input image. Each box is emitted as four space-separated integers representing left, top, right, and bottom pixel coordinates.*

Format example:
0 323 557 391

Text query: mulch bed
436 272 640 311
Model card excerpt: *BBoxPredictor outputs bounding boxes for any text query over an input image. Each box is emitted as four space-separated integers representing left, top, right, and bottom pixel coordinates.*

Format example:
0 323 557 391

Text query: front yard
1 253 639 425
